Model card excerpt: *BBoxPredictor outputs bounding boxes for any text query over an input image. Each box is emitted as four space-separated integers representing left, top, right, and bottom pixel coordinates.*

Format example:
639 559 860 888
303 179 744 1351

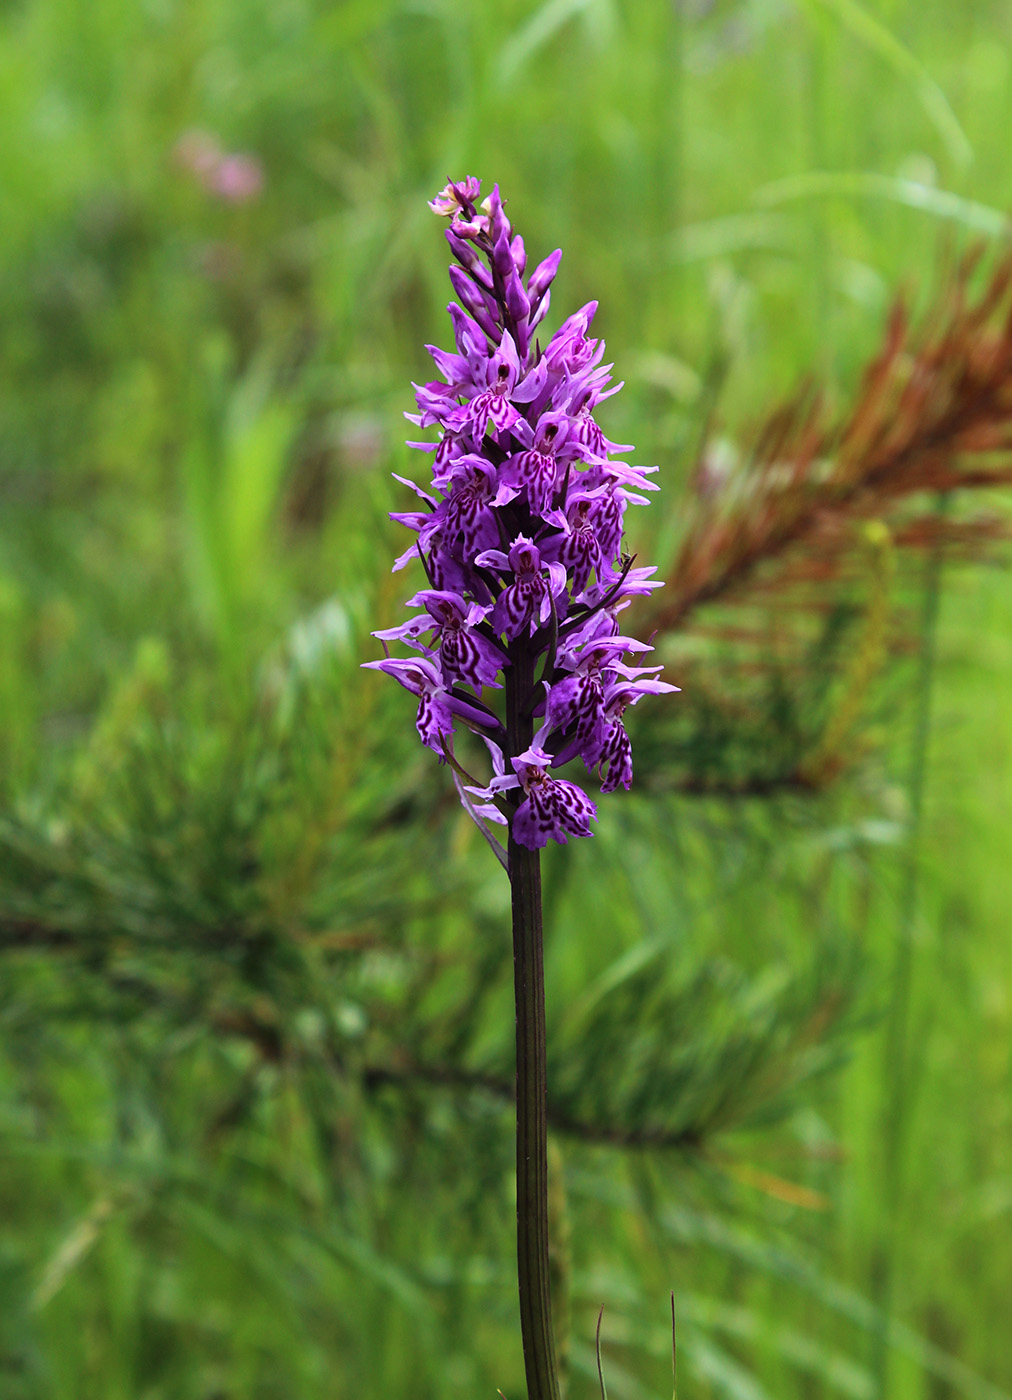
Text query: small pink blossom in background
174 129 265 204
209 154 264 204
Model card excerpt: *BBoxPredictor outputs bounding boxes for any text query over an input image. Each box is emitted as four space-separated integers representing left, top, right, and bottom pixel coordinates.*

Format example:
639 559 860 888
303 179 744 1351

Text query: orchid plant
366 178 677 1399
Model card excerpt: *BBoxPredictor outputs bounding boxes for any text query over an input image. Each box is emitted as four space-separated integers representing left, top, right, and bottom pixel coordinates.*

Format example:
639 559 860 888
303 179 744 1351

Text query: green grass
2 1 1012 1397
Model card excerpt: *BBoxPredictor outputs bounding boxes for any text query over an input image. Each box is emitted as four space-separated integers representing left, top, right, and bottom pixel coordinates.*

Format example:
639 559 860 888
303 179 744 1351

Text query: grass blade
754 171 1009 235
799 0 972 167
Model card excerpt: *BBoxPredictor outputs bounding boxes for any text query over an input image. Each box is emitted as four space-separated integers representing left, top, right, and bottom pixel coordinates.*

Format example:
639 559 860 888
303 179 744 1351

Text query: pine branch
361 1060 704 1152
0 917 78 949
0 913 844 1159
651 247 1012 635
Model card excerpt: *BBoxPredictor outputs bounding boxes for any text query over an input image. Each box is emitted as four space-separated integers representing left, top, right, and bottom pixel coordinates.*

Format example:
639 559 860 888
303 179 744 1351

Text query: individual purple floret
468 743 598 849
366 178 678 851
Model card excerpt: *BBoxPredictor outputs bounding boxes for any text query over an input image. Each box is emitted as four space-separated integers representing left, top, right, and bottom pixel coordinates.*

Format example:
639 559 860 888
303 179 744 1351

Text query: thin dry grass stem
651 246 1012 635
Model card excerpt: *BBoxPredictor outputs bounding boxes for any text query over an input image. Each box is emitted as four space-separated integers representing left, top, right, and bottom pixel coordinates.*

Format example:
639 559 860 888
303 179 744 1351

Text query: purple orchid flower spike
367 177 676 844
363 180 678 1400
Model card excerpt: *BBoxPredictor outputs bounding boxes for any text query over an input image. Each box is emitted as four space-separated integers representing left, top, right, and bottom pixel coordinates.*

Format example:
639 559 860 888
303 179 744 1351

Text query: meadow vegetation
2 2 1012 1397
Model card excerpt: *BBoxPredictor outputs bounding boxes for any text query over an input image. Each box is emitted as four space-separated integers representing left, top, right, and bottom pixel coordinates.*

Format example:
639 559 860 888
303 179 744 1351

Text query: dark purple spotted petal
512 773 598 849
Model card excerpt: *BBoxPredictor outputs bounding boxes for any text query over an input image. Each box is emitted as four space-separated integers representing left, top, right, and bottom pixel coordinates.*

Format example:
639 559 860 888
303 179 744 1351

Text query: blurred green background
2 1 1012 1397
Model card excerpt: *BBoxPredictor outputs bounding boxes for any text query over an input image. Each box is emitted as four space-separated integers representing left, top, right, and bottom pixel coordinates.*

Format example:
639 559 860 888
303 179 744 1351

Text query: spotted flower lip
475 537 568 640
436 456 517 560
362 656 501 753
456 332 548 440
498 409 580 519
463 743 598 848
365 177 677 850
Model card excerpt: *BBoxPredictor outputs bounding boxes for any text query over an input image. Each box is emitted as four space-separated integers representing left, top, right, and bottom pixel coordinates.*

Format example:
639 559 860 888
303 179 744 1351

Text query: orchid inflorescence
366 178 677 851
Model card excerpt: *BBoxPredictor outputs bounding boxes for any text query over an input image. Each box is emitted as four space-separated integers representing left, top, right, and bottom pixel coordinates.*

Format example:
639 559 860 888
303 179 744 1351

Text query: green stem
507 636 561 1400
870 493 948 1398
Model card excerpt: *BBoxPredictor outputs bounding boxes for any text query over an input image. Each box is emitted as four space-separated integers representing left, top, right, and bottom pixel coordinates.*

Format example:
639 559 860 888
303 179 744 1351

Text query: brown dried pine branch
651 247 1012 634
